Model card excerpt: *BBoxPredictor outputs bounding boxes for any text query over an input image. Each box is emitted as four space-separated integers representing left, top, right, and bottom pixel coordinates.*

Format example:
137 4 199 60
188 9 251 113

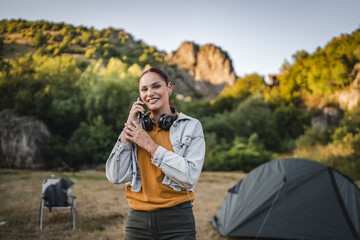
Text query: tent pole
255 181 284 240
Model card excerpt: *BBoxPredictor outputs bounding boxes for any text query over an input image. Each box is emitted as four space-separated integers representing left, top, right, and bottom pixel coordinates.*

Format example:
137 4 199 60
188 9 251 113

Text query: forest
1 19 360 180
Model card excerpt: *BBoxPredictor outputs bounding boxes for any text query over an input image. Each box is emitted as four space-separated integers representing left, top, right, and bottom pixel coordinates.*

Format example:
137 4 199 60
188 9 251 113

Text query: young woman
106 67 205 240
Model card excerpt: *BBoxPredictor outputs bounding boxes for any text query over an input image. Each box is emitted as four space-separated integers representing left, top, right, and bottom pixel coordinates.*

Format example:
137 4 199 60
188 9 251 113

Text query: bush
210 95 237 113
325 147 360 180
205 134 272 172
296 127 330 147
31 30 48 47
203 132 228 171
203 114 236 145
272 104 309 139
65 116 115 168
53 47 60 56
85 48 96 58
42 135 68 169
228 95 281 151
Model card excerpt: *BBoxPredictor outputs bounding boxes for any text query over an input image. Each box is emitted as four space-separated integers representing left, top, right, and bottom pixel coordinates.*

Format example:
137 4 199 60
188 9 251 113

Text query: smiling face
139 72 173 114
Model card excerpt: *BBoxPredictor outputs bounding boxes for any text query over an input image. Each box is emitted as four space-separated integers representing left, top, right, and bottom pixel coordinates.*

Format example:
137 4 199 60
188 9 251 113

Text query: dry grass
285 143 354 161
0 169 246 240
282 143 360 180
1 43 35 59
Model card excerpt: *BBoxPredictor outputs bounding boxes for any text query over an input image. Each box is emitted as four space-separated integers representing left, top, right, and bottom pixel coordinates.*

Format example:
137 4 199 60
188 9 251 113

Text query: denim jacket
105 112 205 192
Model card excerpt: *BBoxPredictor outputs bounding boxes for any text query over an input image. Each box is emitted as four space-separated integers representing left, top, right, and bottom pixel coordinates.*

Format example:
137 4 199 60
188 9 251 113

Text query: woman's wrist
119 134 128 143
149 143 159 157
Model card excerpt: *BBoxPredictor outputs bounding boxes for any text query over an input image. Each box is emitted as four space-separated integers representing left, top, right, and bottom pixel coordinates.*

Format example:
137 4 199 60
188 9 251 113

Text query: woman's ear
168 82 173 95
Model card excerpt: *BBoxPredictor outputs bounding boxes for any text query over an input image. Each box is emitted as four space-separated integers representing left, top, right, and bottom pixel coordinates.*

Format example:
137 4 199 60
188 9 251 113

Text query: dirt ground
0 169 246 240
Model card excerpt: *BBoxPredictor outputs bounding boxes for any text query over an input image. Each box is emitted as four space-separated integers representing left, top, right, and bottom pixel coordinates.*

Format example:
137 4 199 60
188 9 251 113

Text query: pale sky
1 0 359 79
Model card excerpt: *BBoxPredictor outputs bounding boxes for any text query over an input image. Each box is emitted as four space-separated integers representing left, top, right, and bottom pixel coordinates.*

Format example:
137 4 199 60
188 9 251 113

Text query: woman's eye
141 88 147 92
154 85 160 89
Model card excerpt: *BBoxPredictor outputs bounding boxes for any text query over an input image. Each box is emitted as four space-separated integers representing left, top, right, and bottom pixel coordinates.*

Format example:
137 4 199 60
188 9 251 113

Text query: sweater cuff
151 145 166 167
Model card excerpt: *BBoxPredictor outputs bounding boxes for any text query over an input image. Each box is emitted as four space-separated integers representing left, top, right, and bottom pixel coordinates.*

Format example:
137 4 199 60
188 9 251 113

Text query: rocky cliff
331 63 360 111
311 63 360 130
166 41 237 99
0 109 49 168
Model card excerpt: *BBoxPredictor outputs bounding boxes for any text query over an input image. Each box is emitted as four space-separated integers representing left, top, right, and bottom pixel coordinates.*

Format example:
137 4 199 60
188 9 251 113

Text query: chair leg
72 197 76 231
39 199 44 234
72 207 76 231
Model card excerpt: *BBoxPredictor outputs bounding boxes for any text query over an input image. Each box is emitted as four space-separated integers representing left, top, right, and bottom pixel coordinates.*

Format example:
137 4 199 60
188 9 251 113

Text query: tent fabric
212 158 360 240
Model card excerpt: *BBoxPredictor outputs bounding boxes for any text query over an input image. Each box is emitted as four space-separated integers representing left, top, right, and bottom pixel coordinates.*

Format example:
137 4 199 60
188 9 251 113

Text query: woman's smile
148 97 160 104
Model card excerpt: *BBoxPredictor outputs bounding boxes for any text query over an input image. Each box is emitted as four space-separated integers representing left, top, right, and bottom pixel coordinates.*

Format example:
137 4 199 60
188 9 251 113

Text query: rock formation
0 109 49 168
351 62 360 88
166 41 237 99
330 63 360 111
311 107 341 131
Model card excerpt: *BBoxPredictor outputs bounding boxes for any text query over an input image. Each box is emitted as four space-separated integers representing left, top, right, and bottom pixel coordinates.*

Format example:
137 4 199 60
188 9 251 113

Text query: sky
1 0 360 80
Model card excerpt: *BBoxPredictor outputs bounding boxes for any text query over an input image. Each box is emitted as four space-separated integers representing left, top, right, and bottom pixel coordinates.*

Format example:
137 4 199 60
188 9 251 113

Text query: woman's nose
148 88 154 95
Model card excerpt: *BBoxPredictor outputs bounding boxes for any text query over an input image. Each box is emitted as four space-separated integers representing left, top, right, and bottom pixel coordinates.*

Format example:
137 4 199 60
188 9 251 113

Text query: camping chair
39 178 76 233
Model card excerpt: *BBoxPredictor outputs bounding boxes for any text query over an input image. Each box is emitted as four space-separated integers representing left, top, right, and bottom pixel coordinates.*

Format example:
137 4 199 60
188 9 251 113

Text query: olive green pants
125 201 196 240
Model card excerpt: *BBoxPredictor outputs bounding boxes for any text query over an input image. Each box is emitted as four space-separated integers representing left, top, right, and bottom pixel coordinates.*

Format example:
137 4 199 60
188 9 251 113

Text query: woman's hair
139 67 169 85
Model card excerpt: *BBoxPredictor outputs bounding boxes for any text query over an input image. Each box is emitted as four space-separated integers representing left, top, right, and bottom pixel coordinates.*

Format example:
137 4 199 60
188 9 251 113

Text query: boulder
311 107 341 130
0 109 49 168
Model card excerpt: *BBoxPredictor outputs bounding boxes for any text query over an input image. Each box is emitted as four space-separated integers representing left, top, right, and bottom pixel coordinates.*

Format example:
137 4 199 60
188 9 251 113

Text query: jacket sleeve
151 120 205 190
105 133 133 184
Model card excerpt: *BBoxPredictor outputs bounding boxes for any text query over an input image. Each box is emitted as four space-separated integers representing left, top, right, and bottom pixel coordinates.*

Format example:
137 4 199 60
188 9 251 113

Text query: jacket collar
176 112 191 122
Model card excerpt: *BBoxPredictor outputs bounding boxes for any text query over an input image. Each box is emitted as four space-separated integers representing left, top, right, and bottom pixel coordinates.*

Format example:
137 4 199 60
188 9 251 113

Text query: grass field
0 169 246 240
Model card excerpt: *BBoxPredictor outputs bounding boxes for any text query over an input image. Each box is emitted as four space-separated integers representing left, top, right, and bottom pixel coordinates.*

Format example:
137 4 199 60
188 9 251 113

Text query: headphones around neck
140 107 177 131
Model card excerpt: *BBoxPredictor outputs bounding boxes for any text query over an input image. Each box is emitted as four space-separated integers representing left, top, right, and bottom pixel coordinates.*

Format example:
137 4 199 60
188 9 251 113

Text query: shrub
85 48 96 58
228 95 281 151
204 133 272 172
296 127 330 147
272 104 309 139
31 30 48 47
53 47 60 56
65 116 115 168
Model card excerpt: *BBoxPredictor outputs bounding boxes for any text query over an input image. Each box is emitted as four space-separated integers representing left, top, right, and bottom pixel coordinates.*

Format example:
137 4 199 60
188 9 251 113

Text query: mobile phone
138 94 145 118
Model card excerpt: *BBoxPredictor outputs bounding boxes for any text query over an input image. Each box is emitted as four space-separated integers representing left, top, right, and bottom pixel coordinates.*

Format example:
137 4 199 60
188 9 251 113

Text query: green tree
31 30 48 47
204 133 271 172
228 95 281 151
66 115 114 168
272 104 309 139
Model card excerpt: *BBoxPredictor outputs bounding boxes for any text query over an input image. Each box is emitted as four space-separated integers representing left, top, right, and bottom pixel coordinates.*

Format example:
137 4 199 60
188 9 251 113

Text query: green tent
212 158 360 240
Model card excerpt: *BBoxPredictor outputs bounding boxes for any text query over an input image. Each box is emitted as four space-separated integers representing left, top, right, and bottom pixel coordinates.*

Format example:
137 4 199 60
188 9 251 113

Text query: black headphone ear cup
141 114 153 131
158 114 167 130
158 113 177 130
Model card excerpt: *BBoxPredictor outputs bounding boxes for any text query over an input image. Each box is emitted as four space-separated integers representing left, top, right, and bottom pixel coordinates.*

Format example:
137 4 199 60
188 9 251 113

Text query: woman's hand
120 98 145 142
123 120 159 156
127 98 145 125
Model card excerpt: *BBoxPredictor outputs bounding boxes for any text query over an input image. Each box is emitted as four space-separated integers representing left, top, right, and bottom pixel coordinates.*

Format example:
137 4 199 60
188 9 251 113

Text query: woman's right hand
120 98 145 142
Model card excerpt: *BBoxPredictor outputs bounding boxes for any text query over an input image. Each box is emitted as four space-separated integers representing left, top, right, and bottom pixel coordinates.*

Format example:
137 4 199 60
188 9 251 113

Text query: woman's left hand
123 120 159 156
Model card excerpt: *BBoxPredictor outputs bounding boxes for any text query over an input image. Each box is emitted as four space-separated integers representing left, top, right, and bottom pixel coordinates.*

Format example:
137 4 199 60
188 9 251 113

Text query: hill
276 29 360 110
0 19 236 100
